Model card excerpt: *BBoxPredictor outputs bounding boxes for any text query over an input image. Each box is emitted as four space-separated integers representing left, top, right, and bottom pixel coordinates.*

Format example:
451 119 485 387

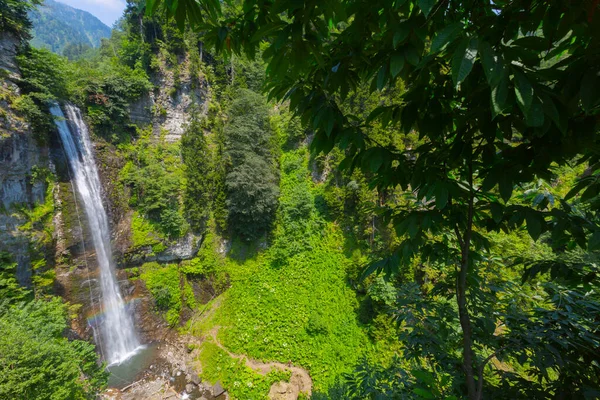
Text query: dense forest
0 0 599 399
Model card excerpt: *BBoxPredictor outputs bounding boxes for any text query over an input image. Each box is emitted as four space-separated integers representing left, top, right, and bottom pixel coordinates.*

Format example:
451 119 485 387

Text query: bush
0 298 108 399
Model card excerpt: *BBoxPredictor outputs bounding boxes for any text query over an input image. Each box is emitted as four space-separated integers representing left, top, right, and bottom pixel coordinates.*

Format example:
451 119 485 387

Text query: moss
131 212 166 251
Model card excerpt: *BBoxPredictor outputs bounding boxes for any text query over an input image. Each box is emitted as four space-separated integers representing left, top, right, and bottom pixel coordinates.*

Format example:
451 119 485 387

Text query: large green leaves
514 69 533 114
452 37 478 87
430 22 462 53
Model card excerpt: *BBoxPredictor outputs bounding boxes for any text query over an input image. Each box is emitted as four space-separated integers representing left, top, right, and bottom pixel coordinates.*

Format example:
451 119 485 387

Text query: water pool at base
107 343 159 389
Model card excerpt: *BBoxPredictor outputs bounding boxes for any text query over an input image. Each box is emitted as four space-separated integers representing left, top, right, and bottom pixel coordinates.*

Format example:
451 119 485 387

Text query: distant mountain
29 0 111 56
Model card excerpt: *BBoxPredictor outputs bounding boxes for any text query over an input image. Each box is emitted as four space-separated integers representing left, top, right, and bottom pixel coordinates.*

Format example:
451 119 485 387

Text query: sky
55 0 127 27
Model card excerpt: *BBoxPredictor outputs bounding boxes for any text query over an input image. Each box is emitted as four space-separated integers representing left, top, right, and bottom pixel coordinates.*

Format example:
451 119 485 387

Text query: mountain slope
29 0 111 55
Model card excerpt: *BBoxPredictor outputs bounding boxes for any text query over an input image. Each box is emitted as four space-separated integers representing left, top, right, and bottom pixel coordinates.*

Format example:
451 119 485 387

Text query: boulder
191 374 201 385
213 381 225 397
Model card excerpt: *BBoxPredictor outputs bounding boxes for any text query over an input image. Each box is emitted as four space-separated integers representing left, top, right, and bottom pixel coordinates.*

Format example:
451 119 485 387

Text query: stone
185 374 192 383
191 374 201 385
185 384 194 393
213 381 225 397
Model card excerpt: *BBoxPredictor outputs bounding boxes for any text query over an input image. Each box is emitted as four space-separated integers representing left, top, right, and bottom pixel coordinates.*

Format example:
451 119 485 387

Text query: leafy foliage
0 298 108 399
140 262 196 326
224 89 279 240
151 0 600 398
182 109 212 232
0 0 40 41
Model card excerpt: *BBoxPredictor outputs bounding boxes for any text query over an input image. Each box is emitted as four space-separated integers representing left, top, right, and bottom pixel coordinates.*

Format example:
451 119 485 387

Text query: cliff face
0 32 50 286
129 53 210 142
96 51 210 266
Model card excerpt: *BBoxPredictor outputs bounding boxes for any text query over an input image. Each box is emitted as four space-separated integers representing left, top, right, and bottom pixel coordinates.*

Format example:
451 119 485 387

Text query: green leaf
480 41 503 87
452 38 479 87
525 97 544 127
412 369 435 385
435 183 449 209
430 22 461 53
404 46 420 66
513 36 549 51
499 174 513 202
540 94 562 130
526 212 542 241
514 70 533 114
370 154 383 172
490 202 504 223
390 52 405 77
413 388 435 399
589 231 600 251
417 0 436 17
491 74 509 119
250 21 287 43
146 0 160 15
218 27 228 43
393 25 410 48
377 65 388 90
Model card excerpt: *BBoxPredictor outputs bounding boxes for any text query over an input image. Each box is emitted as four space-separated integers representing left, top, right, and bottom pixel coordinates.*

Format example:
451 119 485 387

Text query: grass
188 148 371 393
198 341 291 400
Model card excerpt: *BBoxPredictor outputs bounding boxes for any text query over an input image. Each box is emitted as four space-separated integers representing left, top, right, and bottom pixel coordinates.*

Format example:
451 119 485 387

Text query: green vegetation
198 341 291 400
0 252 107 398
182 110 212 232
224 89 279 240
0 0 40 41
188 148 371 392
1 0 599 398
120 127 188 239
0 298 108 399
140 262 195 326
154 1 600 399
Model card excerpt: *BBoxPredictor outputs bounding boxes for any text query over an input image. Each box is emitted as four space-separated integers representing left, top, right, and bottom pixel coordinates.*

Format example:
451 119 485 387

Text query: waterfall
50 103 140 365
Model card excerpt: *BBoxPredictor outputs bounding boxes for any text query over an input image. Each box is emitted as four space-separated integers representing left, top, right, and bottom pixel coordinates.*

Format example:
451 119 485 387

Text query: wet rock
186 383 194 393
213 381 225 397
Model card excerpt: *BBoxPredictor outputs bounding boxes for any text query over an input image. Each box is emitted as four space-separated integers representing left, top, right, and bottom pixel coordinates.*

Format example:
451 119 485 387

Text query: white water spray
51 103 141 365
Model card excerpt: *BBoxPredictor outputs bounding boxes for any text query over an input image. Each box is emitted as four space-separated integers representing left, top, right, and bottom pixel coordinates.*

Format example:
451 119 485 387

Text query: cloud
55 0 127 27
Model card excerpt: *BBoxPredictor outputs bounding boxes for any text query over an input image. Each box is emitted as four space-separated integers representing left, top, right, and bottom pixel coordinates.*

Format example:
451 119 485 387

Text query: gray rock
185 383 194 393
213 381 225 397
191 374 201 385
185 373 192 383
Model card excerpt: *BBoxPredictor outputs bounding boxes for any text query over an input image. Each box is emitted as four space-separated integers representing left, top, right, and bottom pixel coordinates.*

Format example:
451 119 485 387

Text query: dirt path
208 327 312 399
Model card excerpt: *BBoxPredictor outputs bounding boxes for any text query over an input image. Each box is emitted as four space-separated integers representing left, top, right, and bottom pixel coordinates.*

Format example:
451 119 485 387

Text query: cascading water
50 103 141 365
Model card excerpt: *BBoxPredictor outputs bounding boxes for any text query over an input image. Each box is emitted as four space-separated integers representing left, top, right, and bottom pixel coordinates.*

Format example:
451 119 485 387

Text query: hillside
28 0 110 55
0 1 599 400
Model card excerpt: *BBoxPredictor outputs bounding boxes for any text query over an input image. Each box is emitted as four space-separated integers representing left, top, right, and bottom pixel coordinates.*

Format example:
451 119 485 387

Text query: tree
224 89 279 240
0 298 108 399
148 0 600 398
0 0 40 42
182 110 212 231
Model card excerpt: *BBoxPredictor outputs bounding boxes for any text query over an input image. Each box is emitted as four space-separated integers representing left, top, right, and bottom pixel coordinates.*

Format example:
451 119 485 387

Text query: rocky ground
102 337 228 400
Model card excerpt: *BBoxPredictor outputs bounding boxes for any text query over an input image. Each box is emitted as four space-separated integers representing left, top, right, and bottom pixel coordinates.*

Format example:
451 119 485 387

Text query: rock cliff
0 32 50 286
